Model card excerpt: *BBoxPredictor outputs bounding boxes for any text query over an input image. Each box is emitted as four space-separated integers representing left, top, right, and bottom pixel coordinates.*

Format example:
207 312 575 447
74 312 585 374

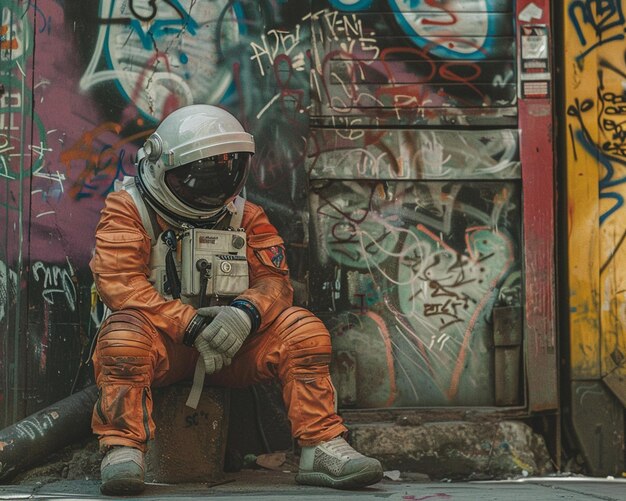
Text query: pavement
0 470 625 500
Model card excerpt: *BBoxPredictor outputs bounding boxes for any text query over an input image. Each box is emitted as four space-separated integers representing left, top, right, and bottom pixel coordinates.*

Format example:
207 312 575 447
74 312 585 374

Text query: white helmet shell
137 104 255 224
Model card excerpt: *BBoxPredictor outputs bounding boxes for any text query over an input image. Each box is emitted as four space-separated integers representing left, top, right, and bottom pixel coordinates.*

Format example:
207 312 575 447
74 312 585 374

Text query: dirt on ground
11 436 102 485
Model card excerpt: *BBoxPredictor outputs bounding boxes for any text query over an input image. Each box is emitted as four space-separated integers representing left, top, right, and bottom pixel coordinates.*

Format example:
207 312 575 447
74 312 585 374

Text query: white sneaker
296 436 383 489
100 446 145 496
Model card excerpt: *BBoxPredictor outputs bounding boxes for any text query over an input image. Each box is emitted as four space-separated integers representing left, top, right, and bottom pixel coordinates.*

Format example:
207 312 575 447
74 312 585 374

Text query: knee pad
94 309 155 382
275 307 332 374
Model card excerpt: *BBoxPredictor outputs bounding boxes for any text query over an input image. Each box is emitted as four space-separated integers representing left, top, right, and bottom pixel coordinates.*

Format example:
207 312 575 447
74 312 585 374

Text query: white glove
196 306 252 358
193 338 231 374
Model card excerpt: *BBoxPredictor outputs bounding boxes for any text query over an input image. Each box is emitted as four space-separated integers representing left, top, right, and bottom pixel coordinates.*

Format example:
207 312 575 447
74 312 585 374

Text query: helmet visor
165 153 251 211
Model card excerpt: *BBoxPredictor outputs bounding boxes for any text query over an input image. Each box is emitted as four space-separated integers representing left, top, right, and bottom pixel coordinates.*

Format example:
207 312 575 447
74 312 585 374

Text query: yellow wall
565 3 626 380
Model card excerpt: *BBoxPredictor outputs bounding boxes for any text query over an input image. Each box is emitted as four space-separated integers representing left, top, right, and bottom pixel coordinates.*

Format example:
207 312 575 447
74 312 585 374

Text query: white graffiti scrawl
0 259 18 323
32 259 76 311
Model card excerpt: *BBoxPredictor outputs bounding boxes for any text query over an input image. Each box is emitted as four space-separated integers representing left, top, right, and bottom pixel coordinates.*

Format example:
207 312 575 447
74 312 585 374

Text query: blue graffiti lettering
569 0 625 60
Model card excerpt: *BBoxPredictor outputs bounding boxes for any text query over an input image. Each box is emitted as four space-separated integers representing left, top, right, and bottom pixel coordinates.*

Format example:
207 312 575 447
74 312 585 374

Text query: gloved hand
193 337 232 375
196 306 252 358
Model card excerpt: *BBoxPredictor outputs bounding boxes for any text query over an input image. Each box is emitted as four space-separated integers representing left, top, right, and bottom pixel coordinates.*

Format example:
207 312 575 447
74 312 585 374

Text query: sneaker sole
100 477 145 496
295 466 383 489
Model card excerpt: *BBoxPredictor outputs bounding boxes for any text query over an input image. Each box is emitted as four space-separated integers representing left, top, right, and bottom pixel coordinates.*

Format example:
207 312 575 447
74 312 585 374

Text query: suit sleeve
234 202 294 333
89 191 196 344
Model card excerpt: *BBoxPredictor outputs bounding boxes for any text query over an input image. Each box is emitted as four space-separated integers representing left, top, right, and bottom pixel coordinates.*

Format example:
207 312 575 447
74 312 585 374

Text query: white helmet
136 104 255 225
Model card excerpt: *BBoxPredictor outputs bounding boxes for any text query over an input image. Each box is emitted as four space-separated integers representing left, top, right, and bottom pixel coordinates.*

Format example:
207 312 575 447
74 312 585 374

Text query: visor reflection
165 153 250 211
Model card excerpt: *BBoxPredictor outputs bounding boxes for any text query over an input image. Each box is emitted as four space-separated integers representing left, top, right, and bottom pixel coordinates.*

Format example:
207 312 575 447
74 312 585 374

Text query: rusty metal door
306 0 557 410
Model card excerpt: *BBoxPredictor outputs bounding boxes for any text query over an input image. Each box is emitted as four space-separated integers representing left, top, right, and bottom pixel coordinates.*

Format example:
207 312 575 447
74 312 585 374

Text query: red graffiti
59 123 151 200
423 0 457 26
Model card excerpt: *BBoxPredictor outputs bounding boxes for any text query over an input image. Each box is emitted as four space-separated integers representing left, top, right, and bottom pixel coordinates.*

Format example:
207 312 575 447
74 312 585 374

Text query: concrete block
145 384 229 484
349 420 554 480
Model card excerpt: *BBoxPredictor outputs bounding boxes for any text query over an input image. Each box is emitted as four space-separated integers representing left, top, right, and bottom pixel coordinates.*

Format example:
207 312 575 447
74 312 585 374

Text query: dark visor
165 152 251 211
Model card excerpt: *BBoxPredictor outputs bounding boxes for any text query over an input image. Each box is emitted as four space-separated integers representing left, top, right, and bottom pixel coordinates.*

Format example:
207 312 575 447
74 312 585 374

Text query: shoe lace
103 446 144 469
324 437 364 459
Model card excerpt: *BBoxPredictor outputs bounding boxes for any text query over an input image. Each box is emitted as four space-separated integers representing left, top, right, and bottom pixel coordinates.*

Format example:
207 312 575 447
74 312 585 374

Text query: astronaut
90 104 383 495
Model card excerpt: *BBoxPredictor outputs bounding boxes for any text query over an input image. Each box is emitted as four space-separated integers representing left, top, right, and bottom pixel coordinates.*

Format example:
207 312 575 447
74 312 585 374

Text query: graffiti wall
564 0 626 474
565 0 626 380
307 0 524 407
0 0 553 424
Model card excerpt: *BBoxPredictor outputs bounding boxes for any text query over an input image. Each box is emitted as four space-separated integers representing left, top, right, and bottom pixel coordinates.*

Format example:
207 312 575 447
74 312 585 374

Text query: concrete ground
1 470 625 500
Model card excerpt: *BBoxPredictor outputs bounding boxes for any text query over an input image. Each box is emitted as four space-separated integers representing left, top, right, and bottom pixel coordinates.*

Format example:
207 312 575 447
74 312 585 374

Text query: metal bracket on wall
493 306 523 407
571 380 625 476
602 369 626 408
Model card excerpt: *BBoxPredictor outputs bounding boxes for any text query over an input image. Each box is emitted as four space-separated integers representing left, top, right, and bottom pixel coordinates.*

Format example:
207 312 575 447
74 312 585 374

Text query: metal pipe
0 385 98 482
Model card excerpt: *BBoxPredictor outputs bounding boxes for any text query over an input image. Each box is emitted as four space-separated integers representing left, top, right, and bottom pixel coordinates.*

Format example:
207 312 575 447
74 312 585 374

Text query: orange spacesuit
91 104 382 496
90 189 346 452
